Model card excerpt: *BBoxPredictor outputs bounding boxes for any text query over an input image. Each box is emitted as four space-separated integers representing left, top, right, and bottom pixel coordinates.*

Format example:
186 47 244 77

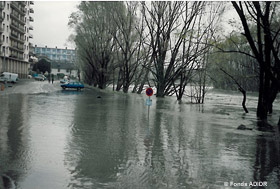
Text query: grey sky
33 1 79 49
32 1 239 50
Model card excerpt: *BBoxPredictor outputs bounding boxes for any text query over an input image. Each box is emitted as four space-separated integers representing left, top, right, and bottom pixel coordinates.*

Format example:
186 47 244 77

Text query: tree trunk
220 68 249 113
156 81 165 97
123 82 129 93
132 65 145 93
240 88 249 113
116 68 123 91
137 56 154 94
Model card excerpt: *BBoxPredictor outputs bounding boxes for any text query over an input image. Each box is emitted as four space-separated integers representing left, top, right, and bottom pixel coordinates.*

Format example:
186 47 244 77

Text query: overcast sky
33 1 80 49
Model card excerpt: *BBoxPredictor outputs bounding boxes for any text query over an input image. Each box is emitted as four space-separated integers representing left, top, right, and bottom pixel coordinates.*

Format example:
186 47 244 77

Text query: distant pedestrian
51 74 54 84
48 74 50 83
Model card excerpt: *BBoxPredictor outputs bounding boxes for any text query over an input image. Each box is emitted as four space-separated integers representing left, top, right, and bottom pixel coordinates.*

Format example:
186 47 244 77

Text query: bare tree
69 2 119 89
232 2 280 122
110 2 146 93
141 1 207 97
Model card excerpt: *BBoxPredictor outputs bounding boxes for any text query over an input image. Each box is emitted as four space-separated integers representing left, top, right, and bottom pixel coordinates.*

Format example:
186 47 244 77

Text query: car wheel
63 87 66 90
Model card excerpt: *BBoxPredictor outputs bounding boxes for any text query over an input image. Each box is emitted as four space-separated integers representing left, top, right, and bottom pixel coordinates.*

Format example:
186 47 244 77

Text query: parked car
0 72 19 83
61 81 84 91
34 74 46 81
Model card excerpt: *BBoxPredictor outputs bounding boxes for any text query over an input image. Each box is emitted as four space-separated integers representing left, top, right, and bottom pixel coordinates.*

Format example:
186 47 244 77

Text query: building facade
34 46 78 78
34 45 76 63
0 1 34 78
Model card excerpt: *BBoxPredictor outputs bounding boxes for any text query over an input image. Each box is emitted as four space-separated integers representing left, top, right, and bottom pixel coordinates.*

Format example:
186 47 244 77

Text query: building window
7 3 9 10
6 36 8 43
6 26 8 32
3 12 5 19
7 14 9 21
2 35 4 42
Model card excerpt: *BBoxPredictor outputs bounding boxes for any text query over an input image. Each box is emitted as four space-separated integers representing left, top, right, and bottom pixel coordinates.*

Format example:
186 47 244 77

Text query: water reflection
0 94 31 187
253 136 280 188
57 91 280 188
0 89 279 188
67 94 131 188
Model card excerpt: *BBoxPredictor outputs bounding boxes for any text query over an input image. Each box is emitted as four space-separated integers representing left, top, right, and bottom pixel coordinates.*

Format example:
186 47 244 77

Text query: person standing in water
51 74 54 84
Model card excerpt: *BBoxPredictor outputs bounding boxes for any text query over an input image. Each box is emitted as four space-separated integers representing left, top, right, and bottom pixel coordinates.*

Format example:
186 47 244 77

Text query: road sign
146 98 152 106
146 88 153 96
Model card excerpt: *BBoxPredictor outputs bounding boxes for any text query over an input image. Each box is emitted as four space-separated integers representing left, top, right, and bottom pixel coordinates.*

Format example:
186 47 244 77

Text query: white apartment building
0 1 34 78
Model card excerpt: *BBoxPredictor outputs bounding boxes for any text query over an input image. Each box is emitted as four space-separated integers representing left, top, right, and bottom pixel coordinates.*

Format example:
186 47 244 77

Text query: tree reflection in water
253 135 280 188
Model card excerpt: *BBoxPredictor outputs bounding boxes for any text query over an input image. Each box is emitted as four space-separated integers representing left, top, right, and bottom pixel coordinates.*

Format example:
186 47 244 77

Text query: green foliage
32 59 51 74
57 73 65 79
208 32 259 91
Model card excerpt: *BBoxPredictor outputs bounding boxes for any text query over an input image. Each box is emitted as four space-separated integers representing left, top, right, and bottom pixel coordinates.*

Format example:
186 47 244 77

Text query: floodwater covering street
0 82 280 189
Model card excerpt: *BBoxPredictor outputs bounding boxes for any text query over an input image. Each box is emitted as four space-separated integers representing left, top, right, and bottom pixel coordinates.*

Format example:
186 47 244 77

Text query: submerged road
0 80 279 188
0 79 61 95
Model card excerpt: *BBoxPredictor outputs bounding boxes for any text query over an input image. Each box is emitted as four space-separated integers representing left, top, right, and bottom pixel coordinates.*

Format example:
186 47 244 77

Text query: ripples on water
0 89 279 188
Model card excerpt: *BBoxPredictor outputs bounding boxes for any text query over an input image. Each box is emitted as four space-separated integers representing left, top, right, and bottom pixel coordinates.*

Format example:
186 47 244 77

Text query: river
0 87 279 188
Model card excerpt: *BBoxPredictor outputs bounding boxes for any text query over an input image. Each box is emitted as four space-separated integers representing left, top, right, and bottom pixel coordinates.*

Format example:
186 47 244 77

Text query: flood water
0 88 280 188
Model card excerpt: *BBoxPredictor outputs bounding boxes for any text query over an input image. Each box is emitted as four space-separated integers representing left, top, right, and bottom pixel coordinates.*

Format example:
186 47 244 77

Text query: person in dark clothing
51 74 54 84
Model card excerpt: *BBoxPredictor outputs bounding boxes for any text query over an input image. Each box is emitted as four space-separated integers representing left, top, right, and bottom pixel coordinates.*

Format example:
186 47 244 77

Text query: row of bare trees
68 1 223 100
69 1 280 125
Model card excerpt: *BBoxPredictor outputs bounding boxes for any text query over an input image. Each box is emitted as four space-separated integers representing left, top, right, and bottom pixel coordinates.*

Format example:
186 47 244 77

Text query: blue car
61 81 84 91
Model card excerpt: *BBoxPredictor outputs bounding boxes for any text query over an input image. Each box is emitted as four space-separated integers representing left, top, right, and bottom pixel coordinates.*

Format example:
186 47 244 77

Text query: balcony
29 16 34 22
0 3 4 10
10 35 25 44
11 20 25 34
30 8 34 13
10 50 24 60
29 25 34 30
11 2 25 16
10 45 25 53
19 1 26 6
10 12 25 25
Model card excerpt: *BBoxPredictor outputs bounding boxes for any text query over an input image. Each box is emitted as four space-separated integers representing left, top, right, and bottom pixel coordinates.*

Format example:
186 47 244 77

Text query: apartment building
34 46 78 77
0 1 34 78
34 45 76 63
